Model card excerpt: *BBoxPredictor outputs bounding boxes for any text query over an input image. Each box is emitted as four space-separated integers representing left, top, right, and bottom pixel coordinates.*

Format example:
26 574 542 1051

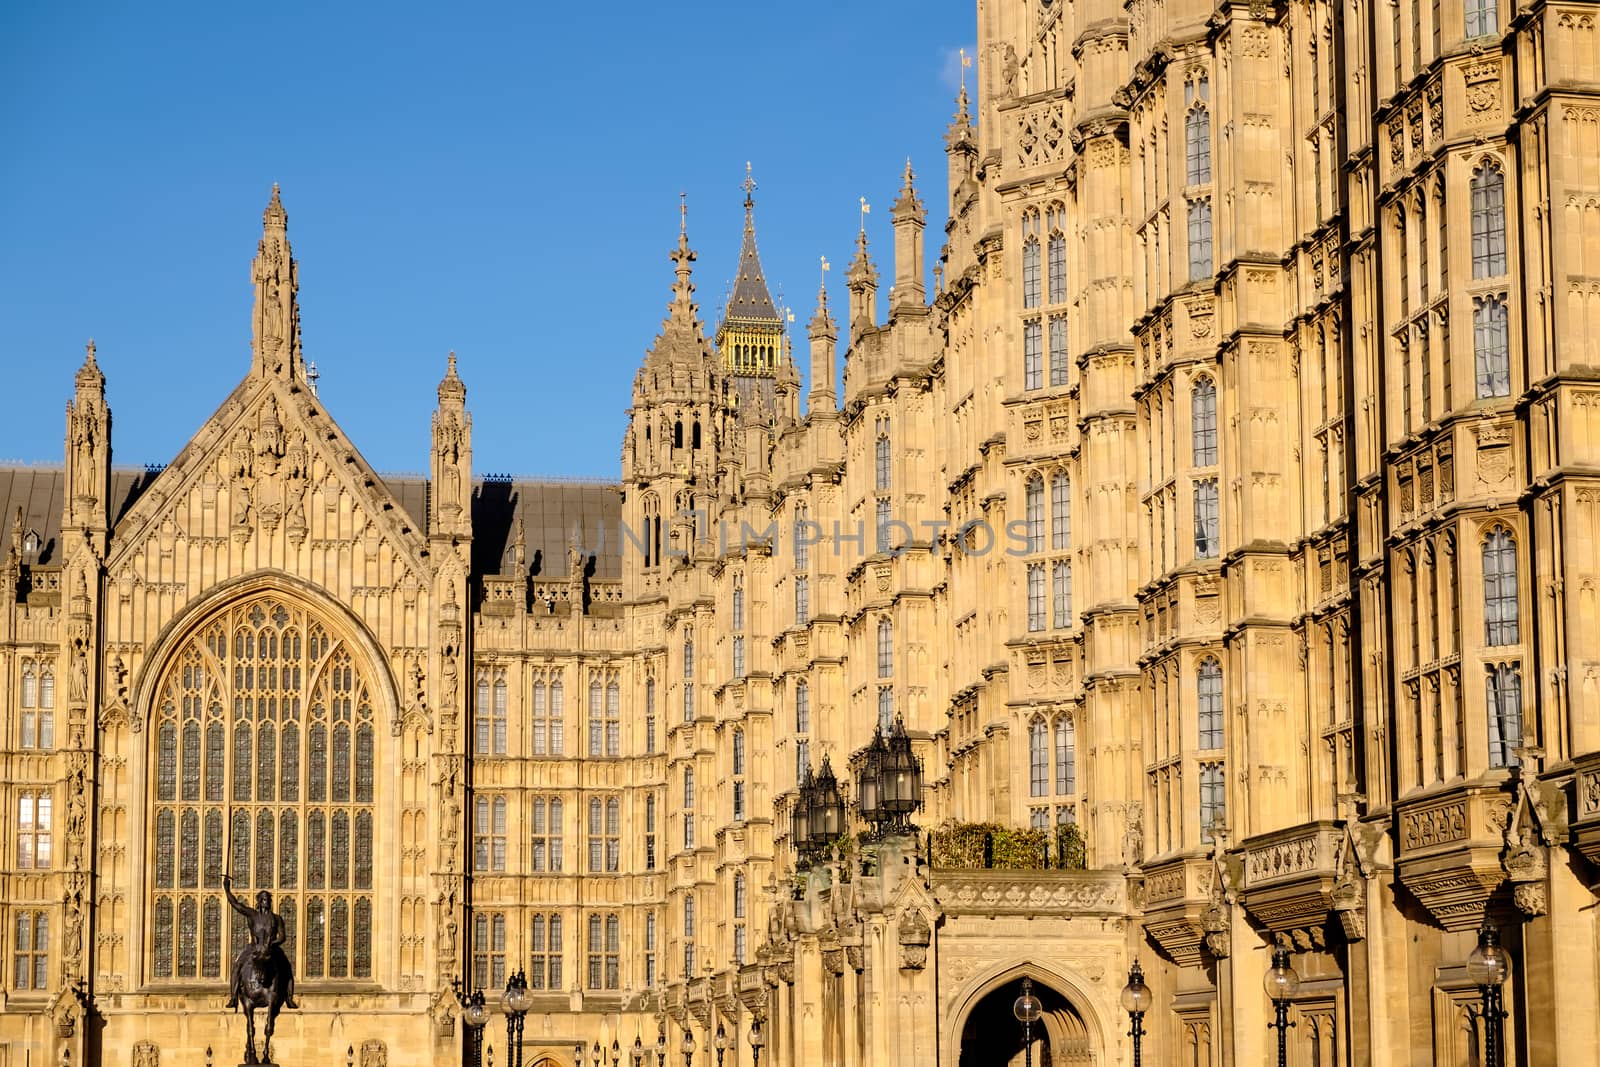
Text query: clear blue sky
0 1 972 479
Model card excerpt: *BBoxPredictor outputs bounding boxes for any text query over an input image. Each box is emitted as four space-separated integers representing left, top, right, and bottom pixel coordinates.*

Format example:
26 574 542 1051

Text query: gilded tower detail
3 0 1600 1064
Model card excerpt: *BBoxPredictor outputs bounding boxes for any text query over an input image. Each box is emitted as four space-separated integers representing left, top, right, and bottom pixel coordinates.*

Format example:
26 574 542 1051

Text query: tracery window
475 794 507 872
683 630 695 722
1198 656 1224 749
1024 320 1043 391
795 680 810 734
1051 475 1071 549
1052 560 1072 629
1188 199 1213 281
1046 204 1067 305
1199 762 1226 842
1048 315 1069 386
530 796 563 872
1022 210 1041 309
1465 0 1497 38
1471 164 1506 278
1474 296 1511 398
1194 479 1220 558
587 796 620 873
1054 716 1076 795
13 911 48 991
475 671 507 756
733 873 747 918
16 792 51 869
875 428 892 491
587 912 620 989
1025 475 1045 553
877 617 894 677
1483 527 1519 646
1185 86 1212 186
644 677 657 754
473 912 506 991
529 912 562 989
1027 563 1046 632
150 596 376 981
878 686 894 733
1192 377 1218 466
1487 664 1522 768
19 660 54 750
1029 719 1048 797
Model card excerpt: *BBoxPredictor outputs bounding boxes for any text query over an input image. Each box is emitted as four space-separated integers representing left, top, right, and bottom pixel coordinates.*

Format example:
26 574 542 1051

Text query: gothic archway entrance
957 976 1093 1067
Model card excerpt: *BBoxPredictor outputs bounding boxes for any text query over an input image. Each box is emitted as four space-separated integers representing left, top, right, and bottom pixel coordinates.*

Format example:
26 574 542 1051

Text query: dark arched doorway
958 976 1093 1067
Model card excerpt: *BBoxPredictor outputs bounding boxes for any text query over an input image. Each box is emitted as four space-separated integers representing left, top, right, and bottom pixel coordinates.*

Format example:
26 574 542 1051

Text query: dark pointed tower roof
723 164 780 324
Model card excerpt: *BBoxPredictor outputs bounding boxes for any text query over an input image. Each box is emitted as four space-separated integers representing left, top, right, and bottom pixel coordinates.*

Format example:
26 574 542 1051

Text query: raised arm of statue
223 874 253 919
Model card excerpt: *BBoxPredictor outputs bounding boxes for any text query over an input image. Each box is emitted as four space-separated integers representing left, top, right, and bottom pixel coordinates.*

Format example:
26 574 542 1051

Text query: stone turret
889 159 927 316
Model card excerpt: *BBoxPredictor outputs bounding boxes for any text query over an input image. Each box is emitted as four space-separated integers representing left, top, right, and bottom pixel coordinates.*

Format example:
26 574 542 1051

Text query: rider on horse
223 874 299 1010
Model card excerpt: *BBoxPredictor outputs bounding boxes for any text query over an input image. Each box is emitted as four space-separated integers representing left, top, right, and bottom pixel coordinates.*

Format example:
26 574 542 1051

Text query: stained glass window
150 596 376 983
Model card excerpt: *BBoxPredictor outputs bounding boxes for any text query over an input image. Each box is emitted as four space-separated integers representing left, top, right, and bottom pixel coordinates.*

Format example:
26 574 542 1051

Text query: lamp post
1263 946 1301 1067
655 1029 668 1067
713 1024 728 1067
1467 922 1510 1067
502 971 533 1067
573 1043 585 1067
1120 962 1151 1067
852 727 889 840
1012 977 1043 1067
681 1028 696 1067
880 715 925 836
591 1041 602 1067
791 764 816 863
454 979 490 1067
808 756 845 856
748 1021 763 1067
612 1040 622 1067
632 1036 645 1067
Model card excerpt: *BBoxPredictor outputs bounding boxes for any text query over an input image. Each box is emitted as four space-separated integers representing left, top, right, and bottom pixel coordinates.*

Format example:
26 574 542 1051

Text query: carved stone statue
224 873 298 1064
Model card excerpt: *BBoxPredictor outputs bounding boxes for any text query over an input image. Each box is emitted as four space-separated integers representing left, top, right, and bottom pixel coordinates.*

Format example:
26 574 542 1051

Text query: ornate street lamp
880 715 925 836
632 1036 645 1067
713 1023 728 1067
1263 946 1301 1067
611 1039 622 1067
502 971 533 1067
808 755 845 854
573 1043 586 1067
681 1028 697 1067
654 1029 668 1067
1013 977 1043 1067
1119 962 1152 1067
791 764 816 861
1467 922 1510 1067
454 979 490 1067
748 1020 763 1067
591 1041 602 1067
852 727 889 839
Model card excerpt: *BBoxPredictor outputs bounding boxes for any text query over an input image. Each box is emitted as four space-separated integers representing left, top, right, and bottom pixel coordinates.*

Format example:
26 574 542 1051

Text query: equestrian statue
223 873 298 1065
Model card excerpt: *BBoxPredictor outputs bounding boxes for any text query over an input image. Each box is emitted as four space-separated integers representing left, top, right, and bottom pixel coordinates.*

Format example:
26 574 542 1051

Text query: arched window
733 729 746 776
1047 203 1067 304
877 617 894 677
673 421 683 449
875 433 892 491
1025 320 1043 391
151 596 376 981
1198 656 1224 749
794 504 812 570
1473 296 1511 398
644 677 657 754
684 893 696 937
1192 377 1218 466
1029 718 1048 797
475 674 491 755
588 679 604 757
795 680 810 733
683 629 695 722
605 680 621 756
548 677 564 755
1188 199 1213 280
692 421 702 450
733 873 747 918
1054 716 1076 795
732 583 745 631
476 795 507 872
1185 105 1212 185
1483 528 1519 645
1487 664 1522 768
683 766 695 808
1471 164 1506 278
1025 476 1045 552
1194 479 1220 558
1023 238 1041 309
1051 474 1071 549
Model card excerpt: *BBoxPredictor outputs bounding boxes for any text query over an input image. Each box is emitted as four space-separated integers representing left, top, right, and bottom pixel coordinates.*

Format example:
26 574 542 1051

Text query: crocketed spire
723 163 780 324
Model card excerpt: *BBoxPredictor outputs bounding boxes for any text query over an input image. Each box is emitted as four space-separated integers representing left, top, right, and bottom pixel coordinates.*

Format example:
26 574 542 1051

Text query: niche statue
224 873 299 1064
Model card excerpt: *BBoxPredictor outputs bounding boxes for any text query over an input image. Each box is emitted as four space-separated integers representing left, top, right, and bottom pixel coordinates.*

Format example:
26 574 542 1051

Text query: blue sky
0 0 973 479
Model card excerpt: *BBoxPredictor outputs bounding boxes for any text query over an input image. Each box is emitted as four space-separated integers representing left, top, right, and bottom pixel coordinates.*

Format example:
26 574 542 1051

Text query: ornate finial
447 351 458 376
744 161 756 207
819 256 830 299
959 47 971 94
859 196 871 233
904 156 915 186
84 339 96 366
437 350 465 403
306 360 320 396
679 191 688 237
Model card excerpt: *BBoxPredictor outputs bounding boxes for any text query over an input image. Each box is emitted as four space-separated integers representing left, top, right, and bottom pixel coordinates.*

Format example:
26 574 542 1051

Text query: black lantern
808 755 845 851
1263 946 1300 1067
748 1020 763 1067
502 971 533 1067
454 979 490 1067
654 1029 668 1067
1120 962 1151 1067
1013 977 1043 1067
880 716 924 834
681 1028 696 1067
713 1023 728 1067
852 726 889 835
590 1041 602 1067
1467 923 1510 1067
611 1040 621 1067
791 763 816 860
574 1043 587 1067
632 1036 644 1067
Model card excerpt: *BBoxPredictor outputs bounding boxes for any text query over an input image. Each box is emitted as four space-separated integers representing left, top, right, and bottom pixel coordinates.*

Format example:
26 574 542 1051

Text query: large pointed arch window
150 596 377 982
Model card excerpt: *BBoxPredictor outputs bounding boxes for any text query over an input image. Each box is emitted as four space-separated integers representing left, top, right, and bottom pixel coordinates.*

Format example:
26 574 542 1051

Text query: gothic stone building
5 0 1600 1064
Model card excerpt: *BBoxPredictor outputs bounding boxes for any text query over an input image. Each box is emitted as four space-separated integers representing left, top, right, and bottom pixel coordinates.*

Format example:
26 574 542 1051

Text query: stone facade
4 1 1600 1065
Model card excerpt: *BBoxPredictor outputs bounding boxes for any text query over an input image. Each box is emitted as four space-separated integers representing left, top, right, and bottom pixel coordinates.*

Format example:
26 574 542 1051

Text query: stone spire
807 260 838 417
945 85 978 211
64 338 110 540
250 185 304 381
890 158 927 315
846 225 879 333
430 352 472 538
716 163 785 408
645 201 714 369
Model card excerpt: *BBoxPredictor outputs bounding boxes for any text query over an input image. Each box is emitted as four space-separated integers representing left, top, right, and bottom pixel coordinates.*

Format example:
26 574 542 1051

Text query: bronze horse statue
224 874 298 1064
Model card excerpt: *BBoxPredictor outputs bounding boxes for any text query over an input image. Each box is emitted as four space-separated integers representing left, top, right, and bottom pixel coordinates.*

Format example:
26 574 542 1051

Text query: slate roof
0 466 622 580
723 202 780 324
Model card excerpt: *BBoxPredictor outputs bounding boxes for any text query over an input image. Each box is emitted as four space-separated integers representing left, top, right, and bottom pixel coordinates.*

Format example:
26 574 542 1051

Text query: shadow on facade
958 977 1092 1067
